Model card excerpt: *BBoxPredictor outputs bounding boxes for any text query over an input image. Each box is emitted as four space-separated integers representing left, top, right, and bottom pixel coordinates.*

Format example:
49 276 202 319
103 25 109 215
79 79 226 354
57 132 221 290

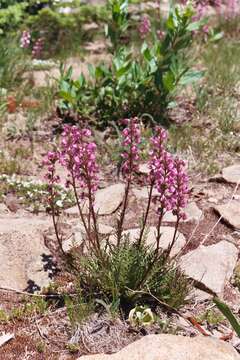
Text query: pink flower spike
120 117 141 178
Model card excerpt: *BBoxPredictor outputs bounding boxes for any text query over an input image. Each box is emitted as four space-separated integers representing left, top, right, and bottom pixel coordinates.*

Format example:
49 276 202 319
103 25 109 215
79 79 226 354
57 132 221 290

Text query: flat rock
66 183 125 216
0 216 53 291
138 163 150 175
180 241 238 297
222 165 240 184
62 230 83 253
214 201 240 229
62 223 114 252
109 226 186 257
163 202 203 223
132 187 158 199
79 334 240 360
94 184 125 215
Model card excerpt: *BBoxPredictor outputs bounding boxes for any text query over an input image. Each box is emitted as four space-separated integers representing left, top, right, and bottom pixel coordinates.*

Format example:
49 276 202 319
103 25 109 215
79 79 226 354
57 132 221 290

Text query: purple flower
157 30 165 41
20 31 31 49
32 38 44 59
42 150 61 205
59 125 99 197
138 15 151 39
121 117 141 178
148 127 189 218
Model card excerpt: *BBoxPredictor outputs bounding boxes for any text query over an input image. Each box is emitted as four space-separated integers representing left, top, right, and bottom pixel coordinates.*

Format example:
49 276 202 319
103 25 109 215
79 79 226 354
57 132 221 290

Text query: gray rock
0 216 52 290
62 231 83 253
163 202 203 223
138 163 150 175
66 183 125 216
222 165 240 184
93 184 125 215
62 223 114 252
109 226 186 257
180 241 238 297
132 187 158 199
79 334 240 360
214 201 240 229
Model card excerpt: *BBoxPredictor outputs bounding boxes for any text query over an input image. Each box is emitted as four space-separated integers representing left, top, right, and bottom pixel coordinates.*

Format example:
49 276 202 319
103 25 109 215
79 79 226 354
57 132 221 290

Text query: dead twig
35 319 49 343
0 286 63 298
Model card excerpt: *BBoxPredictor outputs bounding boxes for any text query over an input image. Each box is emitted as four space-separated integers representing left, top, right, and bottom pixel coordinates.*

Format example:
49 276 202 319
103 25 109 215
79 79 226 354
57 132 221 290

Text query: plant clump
43 118 191 318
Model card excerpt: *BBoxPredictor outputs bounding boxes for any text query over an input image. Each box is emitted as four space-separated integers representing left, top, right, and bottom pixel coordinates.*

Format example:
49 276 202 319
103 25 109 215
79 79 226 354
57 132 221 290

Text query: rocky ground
1 153 240 358
0 1 240 358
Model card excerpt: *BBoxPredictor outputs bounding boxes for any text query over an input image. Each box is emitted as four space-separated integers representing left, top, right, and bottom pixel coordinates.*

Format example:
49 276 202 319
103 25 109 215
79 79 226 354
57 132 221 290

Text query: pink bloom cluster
43 151 61 204
20 30 31 49
121 117 141 178
138 15 151 38
59 125 99 196
148 127 189 219
157 30 165 41
221 0 238 19
32 38 44 59
190 0 239 20
43 151 60 185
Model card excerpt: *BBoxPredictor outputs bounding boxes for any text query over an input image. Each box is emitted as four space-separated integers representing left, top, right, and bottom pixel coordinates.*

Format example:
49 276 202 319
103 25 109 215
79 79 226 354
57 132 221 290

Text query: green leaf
210 31 224 42
88 63 95 79
59 90 75 104
60 80 70 93
142 46 152 62
116 62 131 78
179 70 204 85
95 66 105 79
213 297 240 337
166 14 175 30
163 71 175 91
65 66 73 79
187 18 207 32
77 74 85 87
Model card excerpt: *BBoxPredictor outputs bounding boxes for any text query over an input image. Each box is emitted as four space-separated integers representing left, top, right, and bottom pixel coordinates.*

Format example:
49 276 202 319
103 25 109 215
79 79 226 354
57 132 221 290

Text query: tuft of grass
0 36 27 91
36 341 45 354
65 292 94 327
75 238 191 314
0 151 23 175
0 298 48 324
66 343 80 354
196 308 225 326
233 263 240 291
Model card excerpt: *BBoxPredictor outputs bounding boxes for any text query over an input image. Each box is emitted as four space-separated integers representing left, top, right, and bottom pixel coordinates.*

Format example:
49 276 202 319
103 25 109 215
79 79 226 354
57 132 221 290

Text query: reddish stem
138 182 154 248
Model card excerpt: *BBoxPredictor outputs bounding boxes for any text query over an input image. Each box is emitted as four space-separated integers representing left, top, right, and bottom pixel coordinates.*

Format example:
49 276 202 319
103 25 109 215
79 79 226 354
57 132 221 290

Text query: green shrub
0 3 27 34
58 4 204 128
0 1 53 33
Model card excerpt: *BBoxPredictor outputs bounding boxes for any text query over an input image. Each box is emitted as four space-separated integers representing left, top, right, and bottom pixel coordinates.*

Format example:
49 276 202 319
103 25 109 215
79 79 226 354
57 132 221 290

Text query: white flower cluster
0 174 73 209
30 59 57 70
